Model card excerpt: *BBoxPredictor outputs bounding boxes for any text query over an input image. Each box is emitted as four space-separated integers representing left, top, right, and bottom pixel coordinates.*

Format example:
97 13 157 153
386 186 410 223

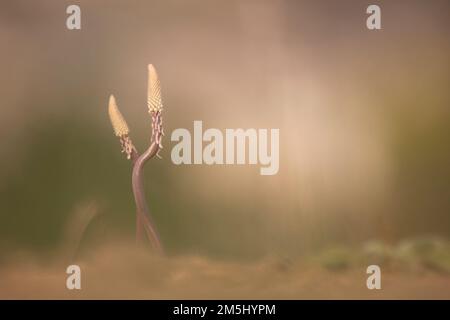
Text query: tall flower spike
147 64 163 113
108 95 136 160
147 64 164 154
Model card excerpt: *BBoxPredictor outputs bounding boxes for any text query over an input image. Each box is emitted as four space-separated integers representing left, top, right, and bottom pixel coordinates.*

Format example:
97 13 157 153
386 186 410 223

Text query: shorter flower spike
108 95 136 160
108 95 129 137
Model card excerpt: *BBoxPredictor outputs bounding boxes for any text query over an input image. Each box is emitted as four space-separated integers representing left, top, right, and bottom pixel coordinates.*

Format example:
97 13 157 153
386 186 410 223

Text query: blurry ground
1 237 449 299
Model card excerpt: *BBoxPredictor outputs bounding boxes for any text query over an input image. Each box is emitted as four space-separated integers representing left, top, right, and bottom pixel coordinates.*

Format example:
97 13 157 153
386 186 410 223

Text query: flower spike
147 64 164 153
108 95 136 160
147 64 163 113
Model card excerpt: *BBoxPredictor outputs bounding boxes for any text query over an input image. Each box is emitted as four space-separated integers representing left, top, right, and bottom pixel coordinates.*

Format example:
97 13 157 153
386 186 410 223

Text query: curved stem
131 141 163 252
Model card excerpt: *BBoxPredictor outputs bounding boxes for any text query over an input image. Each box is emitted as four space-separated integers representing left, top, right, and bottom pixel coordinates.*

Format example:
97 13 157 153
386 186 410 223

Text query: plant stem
131 141 163 252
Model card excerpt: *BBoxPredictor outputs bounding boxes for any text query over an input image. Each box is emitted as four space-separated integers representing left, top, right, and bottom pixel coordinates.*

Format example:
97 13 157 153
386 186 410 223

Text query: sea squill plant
108 64 164 253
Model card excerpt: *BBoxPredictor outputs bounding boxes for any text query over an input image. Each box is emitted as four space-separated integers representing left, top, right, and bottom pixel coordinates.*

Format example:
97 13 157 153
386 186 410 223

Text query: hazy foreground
1 239 449 299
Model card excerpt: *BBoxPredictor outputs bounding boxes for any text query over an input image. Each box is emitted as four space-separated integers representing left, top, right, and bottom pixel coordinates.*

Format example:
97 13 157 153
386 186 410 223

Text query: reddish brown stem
131 141 163 252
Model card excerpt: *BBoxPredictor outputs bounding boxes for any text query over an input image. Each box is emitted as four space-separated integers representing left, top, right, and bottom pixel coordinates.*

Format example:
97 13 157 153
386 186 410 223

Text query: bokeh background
0 0 449 298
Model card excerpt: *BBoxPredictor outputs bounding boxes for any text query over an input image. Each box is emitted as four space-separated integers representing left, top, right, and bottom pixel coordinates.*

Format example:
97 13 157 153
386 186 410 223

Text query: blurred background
0 0 449 298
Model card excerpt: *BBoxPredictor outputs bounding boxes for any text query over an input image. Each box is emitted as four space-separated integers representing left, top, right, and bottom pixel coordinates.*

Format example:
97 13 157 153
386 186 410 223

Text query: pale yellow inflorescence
147 64 163 113
108 95 130 137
